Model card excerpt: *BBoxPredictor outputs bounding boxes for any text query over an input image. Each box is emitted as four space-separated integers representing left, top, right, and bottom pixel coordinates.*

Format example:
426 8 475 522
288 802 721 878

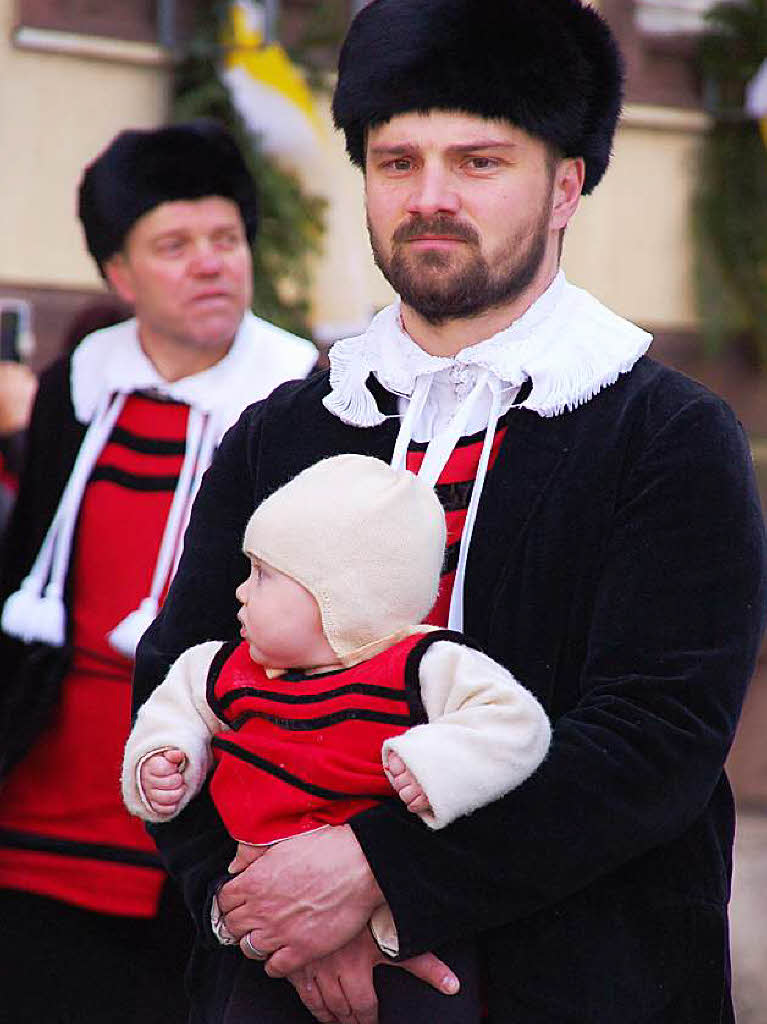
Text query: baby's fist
140 748 187 817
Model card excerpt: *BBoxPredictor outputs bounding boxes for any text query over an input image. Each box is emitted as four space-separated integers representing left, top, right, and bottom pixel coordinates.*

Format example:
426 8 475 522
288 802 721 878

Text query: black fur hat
78 120 259 272
333 0 624 194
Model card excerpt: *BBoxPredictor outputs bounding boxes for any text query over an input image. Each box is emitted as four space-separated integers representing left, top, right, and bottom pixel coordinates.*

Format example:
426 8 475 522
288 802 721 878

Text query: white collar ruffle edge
323 274 652 427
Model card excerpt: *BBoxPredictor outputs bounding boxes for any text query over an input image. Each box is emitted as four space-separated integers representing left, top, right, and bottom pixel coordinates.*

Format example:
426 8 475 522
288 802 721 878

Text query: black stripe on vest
109 425 187 457
211 738 390 802
435 479 474 513
0 828 162 869
90 466 180 492
227 707 414 732
216 681 412 714
443 541 460 576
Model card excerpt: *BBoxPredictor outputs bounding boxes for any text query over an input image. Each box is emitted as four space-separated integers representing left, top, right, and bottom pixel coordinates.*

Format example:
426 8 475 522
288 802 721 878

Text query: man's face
365 112 573 326
105 196 253 359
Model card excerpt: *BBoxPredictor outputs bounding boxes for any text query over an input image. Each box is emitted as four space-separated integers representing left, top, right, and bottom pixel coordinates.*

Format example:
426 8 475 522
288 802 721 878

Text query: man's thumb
398 952 460 995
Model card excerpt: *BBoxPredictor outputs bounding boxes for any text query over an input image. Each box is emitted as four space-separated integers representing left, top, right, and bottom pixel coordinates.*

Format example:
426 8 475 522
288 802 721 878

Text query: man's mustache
392 216 479 246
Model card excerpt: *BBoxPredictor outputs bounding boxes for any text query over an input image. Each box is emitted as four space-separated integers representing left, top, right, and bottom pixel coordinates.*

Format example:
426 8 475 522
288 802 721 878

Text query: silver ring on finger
244 933 269 960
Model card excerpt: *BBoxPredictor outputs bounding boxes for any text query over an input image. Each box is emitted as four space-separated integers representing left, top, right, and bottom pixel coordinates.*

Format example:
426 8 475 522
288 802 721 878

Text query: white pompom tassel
1 581 66 646
108 597 158 658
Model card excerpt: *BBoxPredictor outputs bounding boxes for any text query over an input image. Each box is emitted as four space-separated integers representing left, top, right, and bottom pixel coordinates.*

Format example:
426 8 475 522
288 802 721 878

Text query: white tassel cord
108 407 206 658
447 375 502 633
389 376 433 474
1 392 126 646
389 369 501 635
170 412 219 582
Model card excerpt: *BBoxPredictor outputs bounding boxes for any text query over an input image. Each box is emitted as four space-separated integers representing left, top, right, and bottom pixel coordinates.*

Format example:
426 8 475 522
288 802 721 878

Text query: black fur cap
332 0 624 194
78 120 259 272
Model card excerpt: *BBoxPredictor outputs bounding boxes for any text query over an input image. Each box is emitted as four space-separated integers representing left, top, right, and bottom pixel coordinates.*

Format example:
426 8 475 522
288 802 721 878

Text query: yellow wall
0 0 706 338
564 104 707 331
0 0 170 288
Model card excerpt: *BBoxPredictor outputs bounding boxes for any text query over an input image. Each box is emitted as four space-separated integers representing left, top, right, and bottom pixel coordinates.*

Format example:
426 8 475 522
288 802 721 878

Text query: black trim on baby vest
211 737 390 802
206 640 240 719
402 629 485 725
226 707 414 732
215 680 412 714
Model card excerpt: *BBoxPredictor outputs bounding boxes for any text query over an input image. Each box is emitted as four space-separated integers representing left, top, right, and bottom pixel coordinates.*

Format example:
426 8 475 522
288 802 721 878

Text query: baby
122 454 551 1022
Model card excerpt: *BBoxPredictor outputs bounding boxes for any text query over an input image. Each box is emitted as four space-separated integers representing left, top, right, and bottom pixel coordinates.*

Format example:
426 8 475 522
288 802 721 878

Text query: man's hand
287 927 459 1024
0 362 36 436
218 825 384 974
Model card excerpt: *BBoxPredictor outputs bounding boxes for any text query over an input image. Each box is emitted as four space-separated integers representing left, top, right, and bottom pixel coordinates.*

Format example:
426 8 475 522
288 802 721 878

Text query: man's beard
368 203 551 327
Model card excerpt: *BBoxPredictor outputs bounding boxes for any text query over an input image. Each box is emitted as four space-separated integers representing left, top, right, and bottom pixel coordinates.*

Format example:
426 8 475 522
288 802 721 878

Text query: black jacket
133 357 763 1021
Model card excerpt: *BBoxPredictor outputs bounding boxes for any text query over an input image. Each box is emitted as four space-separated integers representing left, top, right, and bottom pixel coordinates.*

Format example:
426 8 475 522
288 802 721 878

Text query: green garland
172 2 326 339
694 0 767 368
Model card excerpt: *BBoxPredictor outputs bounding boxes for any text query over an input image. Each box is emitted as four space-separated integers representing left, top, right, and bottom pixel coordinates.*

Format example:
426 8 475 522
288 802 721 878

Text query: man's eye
385 158 412 172
467 157 497 170
156 239 185 256
214 232 241 249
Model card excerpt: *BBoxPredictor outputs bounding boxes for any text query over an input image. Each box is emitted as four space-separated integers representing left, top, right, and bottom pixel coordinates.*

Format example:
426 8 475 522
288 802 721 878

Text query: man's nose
405 165 460 218
189 243 225 275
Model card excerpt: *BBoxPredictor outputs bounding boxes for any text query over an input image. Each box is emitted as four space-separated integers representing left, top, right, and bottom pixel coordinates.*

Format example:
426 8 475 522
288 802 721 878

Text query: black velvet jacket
128 357 766 1020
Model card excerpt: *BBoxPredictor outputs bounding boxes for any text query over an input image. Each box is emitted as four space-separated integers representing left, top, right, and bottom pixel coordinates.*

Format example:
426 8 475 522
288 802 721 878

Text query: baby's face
235 556 337 669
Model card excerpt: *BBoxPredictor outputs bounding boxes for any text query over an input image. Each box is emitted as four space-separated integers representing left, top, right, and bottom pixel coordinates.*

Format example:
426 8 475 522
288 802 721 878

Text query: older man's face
106 196 252 374
364 111 566 326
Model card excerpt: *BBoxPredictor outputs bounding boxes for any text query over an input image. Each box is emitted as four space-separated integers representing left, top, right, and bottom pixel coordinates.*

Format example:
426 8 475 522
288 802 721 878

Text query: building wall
564 104 706 331
0 0 170 365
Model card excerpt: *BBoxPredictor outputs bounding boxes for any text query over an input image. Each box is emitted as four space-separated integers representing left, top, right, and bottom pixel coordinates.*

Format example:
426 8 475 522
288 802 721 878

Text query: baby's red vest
206 634 430 844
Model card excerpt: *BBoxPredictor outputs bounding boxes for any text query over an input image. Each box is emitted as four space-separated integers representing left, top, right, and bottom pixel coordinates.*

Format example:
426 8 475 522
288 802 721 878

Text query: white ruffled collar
71 311 288 433
324 272 652 426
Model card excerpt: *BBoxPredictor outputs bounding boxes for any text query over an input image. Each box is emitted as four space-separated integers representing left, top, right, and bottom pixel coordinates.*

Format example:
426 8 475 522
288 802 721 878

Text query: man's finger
289 971 335 1024
391 951 460 995
337 971 379 1024
264 945 306 978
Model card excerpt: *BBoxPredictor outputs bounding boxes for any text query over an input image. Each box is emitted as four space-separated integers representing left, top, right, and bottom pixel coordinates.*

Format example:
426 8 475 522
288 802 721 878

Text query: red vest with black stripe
206 634 431 844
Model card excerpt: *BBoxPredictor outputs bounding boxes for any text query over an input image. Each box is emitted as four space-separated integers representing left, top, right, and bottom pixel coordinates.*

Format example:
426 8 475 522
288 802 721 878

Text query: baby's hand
385 751 432 816
140 748 186 817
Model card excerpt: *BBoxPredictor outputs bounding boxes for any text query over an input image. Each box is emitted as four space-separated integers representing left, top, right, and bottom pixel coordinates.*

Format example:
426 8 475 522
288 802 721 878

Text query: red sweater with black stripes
0 394 189 917
409 418 508 628
208 634 429 844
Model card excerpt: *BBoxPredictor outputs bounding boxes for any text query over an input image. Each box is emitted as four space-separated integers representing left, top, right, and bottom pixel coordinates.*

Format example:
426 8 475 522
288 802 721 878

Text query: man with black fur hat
0 121 316 1022
134 4 766 1023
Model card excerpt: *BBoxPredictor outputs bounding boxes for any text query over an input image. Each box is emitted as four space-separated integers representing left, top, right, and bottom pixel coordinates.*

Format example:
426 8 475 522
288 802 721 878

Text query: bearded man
134 4 767 1023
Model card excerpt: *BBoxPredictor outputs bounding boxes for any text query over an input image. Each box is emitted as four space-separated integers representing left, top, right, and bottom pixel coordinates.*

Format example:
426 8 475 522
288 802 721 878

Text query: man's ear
103 253 135 304
551 157 585 232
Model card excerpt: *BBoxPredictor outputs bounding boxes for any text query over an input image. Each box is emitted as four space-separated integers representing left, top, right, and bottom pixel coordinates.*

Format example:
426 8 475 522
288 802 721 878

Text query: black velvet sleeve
0 355 82 602
349 391 767 956
133 406 262 936
0 356 84 776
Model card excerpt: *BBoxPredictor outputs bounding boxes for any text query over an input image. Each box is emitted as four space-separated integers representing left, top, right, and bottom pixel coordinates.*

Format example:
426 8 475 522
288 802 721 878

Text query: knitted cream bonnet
242 454 446 663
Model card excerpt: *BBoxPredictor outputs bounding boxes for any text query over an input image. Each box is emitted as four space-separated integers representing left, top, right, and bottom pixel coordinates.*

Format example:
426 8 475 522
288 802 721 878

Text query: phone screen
0 309 20 362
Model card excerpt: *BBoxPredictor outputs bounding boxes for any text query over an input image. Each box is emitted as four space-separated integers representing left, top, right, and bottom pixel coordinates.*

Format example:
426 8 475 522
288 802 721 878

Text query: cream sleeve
382 641 551 830
121 640 229 823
